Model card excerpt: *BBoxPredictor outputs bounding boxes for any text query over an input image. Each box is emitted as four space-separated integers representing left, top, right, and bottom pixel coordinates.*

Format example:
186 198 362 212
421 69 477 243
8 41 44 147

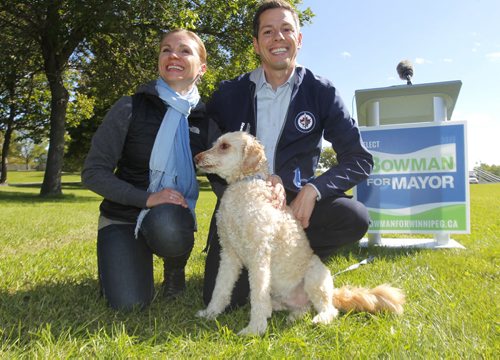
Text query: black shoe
162 268 186 299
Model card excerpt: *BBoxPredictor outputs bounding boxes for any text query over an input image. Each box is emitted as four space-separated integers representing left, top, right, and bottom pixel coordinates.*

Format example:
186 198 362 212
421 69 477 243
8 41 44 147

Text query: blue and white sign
355 121 470 233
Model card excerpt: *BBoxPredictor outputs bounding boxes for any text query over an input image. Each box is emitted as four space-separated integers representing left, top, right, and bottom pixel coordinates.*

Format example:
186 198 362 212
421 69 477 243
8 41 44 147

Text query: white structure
355 80 466 249
356 80 462 126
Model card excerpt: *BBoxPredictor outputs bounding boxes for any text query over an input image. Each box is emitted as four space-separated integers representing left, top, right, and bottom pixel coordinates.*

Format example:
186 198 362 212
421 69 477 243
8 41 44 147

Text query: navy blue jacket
206 66 373 198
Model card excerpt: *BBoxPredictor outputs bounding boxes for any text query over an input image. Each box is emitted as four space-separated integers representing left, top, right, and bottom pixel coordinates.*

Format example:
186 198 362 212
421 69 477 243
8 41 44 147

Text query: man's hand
290 185 317 228
146 188 188 208
266 174 286 209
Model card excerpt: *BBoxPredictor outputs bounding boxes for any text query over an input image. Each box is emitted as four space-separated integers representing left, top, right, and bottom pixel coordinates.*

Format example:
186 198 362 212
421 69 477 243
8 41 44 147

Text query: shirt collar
250 66 296 92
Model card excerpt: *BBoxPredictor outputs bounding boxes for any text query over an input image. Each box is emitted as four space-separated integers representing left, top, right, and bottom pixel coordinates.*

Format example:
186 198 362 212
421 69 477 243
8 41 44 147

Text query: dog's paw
237 326 265 336
237 321 268 336
312 307 338 325
196 308 218 320
287 308 308 323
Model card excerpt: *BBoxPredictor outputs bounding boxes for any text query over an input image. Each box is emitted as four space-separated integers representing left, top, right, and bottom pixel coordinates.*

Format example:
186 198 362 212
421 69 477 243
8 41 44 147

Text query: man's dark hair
252 0 300 39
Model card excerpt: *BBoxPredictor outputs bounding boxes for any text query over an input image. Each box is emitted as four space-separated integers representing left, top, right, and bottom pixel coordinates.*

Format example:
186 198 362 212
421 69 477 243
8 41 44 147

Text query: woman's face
158 32 206 94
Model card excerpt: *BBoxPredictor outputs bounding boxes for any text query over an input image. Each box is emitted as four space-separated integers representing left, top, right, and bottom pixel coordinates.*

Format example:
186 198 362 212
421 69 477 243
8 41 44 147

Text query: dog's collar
241 173 267 182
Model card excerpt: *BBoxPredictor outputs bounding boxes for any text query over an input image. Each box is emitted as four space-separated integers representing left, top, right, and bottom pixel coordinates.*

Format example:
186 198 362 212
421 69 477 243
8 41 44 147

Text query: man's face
253 8 302 73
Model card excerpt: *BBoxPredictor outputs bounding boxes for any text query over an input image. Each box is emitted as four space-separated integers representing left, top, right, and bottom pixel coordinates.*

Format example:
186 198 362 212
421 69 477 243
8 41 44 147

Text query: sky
296 0 500 169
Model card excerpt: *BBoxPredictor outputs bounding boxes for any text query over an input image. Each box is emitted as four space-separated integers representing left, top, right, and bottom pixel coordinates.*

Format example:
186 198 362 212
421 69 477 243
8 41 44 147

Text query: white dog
195 131 404 335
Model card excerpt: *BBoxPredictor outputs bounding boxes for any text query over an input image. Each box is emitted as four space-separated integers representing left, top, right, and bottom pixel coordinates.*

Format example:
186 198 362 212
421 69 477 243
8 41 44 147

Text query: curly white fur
195 131 405 335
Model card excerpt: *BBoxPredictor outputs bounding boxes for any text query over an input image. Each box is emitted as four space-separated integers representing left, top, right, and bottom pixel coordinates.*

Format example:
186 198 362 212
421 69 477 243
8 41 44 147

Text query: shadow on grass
0 242 418 348
0 188 99 203
9 182 83 189
2 179 214 204
330 241 425 261
0 274 216 346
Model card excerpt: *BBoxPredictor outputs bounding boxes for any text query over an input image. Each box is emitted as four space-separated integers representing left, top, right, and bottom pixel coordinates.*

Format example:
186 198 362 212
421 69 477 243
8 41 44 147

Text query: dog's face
194 131 268 183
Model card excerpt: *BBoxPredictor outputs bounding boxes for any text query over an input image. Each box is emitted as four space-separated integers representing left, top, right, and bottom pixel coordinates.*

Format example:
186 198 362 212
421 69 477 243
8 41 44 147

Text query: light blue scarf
135 78 200 237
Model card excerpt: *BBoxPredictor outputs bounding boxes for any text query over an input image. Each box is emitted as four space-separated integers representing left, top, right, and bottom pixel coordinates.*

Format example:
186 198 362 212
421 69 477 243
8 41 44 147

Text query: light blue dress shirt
250 67 294 173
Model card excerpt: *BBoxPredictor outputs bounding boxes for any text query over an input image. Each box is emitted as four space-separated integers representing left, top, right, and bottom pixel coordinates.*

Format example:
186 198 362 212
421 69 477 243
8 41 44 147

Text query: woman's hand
146 188 188 208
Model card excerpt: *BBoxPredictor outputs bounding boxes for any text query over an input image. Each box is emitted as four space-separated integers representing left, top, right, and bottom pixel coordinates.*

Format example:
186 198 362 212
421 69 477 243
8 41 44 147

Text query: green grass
5 171 82 185
1 172 498 359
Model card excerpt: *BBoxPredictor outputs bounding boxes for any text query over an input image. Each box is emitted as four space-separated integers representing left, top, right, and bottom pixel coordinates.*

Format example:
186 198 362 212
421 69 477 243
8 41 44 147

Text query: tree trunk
0 94 16 184
0 122 13 184
40 69 68 196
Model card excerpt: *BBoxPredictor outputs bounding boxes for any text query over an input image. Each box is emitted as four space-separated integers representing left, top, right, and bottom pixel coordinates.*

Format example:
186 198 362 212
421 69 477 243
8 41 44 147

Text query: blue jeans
97 204 195 310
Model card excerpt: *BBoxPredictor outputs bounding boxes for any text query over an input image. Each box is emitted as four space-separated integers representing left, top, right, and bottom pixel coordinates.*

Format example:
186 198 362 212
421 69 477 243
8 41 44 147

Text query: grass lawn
1 171 498 358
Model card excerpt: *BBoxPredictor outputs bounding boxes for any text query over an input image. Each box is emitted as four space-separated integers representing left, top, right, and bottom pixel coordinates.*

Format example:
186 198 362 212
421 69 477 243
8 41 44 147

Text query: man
203 0 373 307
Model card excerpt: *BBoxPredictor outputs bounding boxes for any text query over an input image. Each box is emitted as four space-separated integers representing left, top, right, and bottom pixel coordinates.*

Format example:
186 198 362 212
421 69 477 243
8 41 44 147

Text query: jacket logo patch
189 126 200 134
295 111 315 133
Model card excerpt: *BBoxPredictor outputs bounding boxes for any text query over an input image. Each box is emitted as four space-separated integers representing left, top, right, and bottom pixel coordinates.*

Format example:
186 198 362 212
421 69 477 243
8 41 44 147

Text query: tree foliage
475 163 500 177
319 147 337 170
0 0 313 192
67 0 313 172
0 20 46 183
7 132 48 170
0 0 133 195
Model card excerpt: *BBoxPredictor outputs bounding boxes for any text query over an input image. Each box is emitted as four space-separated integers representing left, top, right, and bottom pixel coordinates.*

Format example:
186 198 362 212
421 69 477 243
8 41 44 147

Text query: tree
15 137 40 170
1 1 313 192
319 147 337 170
475 163 500 177
65 0 314 171
0 0 131 195
0 22 46 184
6 132 48 170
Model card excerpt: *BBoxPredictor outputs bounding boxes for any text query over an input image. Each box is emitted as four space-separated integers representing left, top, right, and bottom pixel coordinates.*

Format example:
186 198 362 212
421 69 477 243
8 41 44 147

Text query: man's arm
309 87 373 198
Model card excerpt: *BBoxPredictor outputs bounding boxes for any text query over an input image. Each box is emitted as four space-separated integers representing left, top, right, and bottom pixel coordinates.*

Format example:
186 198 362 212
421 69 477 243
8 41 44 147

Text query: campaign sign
355 122 469 234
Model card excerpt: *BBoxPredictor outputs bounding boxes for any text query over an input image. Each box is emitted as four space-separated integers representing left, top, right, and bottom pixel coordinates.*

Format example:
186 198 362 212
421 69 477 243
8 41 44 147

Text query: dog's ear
242 138 266 175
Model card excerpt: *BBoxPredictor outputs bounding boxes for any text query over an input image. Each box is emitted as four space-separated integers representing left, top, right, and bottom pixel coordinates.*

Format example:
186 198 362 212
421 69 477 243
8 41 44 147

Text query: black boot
162 251 190 299
162 268 186 299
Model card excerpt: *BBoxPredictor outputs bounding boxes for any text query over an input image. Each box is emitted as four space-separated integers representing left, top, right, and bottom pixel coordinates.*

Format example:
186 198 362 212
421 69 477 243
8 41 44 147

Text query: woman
82 29 218 310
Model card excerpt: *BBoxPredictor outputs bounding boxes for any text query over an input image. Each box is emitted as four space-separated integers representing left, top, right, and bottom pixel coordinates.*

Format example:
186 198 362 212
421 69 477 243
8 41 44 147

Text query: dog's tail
332 284 405 314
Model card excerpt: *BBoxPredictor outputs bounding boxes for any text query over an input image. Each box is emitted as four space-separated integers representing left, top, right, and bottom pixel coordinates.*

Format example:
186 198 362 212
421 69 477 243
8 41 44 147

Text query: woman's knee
140 204 195 257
